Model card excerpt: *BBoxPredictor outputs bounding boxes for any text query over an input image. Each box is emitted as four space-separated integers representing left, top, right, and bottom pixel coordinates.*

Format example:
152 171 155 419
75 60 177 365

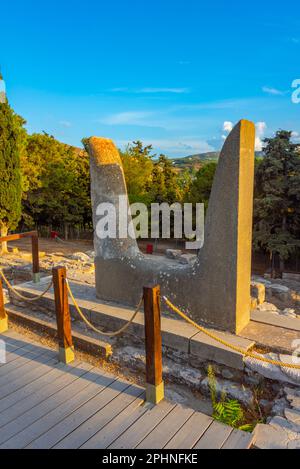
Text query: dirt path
8 238 94 255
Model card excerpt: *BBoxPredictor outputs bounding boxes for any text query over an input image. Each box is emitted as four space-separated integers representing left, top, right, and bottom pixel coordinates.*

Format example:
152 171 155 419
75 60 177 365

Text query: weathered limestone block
257 302 279 312
86 120 255 334
178 254 197 265
254 423 294 449
270 284 290 302
68 252 91 262
285 408 300 427
250 298 258 310
165 249 182 260
251 281 265 305
245 353 300 385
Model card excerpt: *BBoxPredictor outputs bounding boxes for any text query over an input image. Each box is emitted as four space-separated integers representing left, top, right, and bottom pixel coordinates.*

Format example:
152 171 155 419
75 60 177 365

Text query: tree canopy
21 133 91 237
253 130 300 272
0 89 24 251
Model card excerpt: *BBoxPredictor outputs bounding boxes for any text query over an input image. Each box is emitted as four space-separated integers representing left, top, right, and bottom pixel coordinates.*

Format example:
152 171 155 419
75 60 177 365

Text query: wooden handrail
143 285 164 404
0 231 40 283
0 230 37 243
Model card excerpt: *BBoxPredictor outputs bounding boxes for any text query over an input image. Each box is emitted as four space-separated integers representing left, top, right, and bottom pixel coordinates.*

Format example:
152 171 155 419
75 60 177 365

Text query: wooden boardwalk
0 330 254 449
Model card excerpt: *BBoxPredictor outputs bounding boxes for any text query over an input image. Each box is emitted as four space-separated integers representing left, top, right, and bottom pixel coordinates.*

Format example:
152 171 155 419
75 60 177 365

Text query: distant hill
171 151 264 172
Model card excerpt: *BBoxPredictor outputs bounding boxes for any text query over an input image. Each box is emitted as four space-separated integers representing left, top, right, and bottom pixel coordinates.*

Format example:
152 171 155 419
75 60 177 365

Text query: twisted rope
0 270 53 302
66 279 143 337
163 296 300 371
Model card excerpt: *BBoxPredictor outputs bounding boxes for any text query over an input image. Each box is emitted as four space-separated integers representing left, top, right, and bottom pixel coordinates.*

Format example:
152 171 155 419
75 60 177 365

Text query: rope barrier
163 296 300 371
0 270 53 302
65 279 143 337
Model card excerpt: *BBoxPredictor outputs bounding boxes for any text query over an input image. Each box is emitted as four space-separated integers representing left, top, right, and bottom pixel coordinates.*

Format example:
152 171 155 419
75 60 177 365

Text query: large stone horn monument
86 120 255 334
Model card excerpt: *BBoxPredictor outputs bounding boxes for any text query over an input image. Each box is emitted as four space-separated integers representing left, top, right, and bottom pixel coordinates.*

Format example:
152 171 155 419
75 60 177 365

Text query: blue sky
1 0 300 157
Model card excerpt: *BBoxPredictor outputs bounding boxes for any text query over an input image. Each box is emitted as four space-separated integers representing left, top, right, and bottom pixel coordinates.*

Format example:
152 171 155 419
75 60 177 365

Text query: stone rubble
245 353 300 385
254 386 300 449
252 275 300 317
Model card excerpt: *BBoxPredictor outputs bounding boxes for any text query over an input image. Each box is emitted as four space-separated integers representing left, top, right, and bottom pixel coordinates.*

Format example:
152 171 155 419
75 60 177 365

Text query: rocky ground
252 275 300 319
254 386 300 448
2 241 300 447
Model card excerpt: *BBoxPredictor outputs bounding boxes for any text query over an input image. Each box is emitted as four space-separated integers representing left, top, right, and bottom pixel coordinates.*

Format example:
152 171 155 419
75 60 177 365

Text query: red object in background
50 230 59 239
146 244 153 254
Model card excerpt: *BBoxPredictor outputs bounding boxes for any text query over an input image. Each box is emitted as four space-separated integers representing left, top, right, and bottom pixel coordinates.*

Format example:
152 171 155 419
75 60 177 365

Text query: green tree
22 133 91 237
120 141 154 205
253 131 300 276
187 162 217 208
150 154 184 204
0 75 25 253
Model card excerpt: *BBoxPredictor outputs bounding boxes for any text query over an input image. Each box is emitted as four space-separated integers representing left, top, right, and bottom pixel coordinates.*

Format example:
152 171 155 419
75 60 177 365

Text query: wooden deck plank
80 396 147 449
0 348 54 383
1 339 32 354
0 331 35 348
0 334 42 364
27 378 130 449
221 428 254 449
0 342 39 367
137 405 194 449
0 369 117 448
0 361 92 427
0 331 254 450
55 385 144 449
109 401 176 449
0 361 91 415
193 421 233 449
165 412 213 449
0 329 32 341
0 354 57 399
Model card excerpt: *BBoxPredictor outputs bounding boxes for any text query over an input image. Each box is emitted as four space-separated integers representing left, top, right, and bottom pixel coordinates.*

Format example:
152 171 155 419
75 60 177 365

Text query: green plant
207 365 253 432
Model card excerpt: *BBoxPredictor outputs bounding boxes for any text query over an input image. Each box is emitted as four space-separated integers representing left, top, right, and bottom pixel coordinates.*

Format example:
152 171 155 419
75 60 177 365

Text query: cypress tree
0 73 23 253
253 131 300 276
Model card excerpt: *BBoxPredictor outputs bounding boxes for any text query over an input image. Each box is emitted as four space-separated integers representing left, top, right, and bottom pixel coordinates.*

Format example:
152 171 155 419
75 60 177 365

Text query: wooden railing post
52 266 74 364
143 285 164 404
0 280 8 333
31 233 40 283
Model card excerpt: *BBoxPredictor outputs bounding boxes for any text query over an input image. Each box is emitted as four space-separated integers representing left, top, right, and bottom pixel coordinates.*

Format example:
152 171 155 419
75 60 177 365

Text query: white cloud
118 138 214 157
110 87 128 92
100 111 154 126
139 87 189 94
262 86 285 96
255 122 267 151
110 87 189 94
256 122 267 135
223 121 233 133
221 120 267 151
